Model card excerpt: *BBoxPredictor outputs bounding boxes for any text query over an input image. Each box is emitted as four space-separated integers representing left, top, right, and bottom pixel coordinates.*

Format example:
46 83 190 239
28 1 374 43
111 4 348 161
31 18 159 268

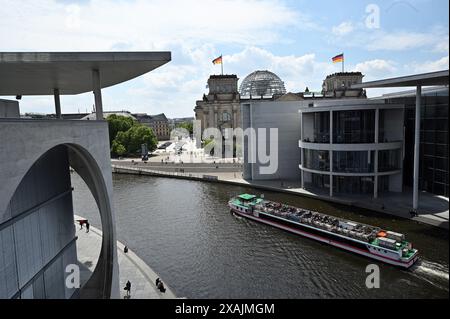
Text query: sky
0 0 448 117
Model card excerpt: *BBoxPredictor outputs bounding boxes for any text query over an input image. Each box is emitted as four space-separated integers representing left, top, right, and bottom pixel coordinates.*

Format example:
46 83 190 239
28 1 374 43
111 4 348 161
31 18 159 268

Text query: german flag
212 55 222 65
332 53 344 63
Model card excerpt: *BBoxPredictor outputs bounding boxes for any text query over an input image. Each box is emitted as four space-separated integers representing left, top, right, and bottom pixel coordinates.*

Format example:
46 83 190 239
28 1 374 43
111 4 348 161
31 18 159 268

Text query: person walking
157 280 166 293
124 246 128 253
85 221 90 233
124 280 131 296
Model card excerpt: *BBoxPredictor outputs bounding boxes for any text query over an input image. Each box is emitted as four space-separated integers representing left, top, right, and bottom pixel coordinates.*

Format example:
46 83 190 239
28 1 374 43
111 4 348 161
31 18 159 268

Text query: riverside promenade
111 163 449 230
74 215 177 299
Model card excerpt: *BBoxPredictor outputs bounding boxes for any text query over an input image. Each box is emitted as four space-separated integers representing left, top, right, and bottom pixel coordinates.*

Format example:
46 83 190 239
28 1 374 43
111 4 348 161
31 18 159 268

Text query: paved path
74 215 177 299
111 165 449 230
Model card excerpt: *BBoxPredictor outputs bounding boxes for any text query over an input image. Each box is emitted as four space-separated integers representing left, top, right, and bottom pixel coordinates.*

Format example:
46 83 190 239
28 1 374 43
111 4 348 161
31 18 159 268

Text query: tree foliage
107 114 135 146
108 115 158 157
176 121 194 135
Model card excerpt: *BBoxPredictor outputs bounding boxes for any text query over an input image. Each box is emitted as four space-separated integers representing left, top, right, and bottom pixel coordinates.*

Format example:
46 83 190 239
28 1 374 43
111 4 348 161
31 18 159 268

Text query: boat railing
257 201 379 243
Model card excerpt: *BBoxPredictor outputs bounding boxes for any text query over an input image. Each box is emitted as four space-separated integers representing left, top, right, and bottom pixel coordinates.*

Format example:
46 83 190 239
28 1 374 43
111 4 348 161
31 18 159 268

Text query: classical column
413 85 421 211
92 69 103 120
53 88 61 119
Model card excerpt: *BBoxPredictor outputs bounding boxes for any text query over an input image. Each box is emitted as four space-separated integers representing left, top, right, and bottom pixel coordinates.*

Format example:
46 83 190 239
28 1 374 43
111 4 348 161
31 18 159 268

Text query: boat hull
229 205 419 269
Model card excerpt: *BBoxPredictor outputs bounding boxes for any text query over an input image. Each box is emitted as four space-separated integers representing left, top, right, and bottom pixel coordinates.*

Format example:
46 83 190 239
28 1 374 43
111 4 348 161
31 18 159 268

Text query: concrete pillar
300 112 304 188
54 88 61 119
92 69 103 120
374 108 379 199
413 85 421 210
329 110 333 197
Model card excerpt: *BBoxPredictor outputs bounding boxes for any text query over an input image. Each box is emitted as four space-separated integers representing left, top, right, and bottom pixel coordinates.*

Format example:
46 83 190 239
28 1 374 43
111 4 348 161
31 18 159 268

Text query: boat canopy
238 194 256 201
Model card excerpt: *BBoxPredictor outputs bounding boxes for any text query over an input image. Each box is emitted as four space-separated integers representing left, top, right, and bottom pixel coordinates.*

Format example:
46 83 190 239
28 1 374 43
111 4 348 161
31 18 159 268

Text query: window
333 110 375 144
303 149 330 171
333 151 374 173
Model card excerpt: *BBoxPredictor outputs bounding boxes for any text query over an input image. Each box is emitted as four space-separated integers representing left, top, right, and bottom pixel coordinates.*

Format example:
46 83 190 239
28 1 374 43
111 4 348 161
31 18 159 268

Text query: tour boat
228 194 419 269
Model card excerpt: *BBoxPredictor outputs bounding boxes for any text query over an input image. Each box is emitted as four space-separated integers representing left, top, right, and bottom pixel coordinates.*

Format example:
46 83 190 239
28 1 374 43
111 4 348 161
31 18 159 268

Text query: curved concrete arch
0 120 119 299
65 143 117 298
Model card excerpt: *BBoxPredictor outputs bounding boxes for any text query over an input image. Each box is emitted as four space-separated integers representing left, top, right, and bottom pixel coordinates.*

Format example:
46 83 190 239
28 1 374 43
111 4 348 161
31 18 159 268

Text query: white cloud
0 0 305 51
353 59 397 79
332 21 354 37
366 30 447 51
410 56 449 73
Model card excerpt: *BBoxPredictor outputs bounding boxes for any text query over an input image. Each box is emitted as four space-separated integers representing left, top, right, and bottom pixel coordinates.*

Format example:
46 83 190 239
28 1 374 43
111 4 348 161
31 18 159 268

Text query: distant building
133 113 170 141
81 110 136 121
194 75 241 138
168 117 195 130
322 72 366 98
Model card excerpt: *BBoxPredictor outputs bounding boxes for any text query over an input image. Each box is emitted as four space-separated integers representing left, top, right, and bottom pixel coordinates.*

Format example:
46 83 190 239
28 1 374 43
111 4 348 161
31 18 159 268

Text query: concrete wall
0 99 19 118
241 101 301 181
0 119 119 299
0 146 77 299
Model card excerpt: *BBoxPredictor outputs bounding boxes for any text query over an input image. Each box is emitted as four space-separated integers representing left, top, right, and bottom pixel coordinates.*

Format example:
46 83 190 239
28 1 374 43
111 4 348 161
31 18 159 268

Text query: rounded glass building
239 70 286 98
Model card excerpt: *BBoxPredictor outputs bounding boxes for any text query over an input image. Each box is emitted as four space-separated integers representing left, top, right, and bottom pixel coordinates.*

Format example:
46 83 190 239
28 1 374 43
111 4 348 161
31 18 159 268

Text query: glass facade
303 149 329 171
333 151 374 173
333 110 375 144
333 176 374 195
313 112 330 143
386 88 448 196
310 173 330 190
378 149 401 172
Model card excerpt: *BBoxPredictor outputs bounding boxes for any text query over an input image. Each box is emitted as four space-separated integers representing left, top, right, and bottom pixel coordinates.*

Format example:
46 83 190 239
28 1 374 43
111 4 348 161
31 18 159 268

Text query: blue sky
0 0 448 117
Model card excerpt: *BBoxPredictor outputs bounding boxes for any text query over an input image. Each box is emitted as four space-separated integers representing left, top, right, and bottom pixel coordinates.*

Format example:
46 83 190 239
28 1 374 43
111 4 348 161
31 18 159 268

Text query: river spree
72 173 449 298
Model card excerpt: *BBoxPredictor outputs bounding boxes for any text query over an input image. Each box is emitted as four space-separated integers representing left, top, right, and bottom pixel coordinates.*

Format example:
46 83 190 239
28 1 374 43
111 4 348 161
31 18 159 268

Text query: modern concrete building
379 87 449 197
241 70 449 210
0 51 171 299
352 70 449 209
241 101 301 181
299 99 404 198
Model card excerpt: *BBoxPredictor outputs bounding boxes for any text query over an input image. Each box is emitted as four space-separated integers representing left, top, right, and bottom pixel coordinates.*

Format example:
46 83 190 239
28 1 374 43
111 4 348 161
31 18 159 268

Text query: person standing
86 221 90 233
124 280 131 296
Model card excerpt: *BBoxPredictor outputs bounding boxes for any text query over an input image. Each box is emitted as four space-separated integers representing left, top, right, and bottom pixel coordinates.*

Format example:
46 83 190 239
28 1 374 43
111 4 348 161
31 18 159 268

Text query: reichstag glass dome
239 70 286 97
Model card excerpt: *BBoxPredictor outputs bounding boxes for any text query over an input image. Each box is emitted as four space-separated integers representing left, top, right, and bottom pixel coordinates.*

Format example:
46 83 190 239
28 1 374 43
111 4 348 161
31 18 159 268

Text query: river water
72 173 449 298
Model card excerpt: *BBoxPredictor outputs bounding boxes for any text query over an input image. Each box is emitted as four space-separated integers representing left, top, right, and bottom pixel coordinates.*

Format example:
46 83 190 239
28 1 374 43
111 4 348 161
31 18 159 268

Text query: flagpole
221 54 224 75
342 53 344 73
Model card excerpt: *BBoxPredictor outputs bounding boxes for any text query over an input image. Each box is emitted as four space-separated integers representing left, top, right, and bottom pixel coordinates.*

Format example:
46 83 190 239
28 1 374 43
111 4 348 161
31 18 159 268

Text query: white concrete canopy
351 70 449 89
0 51 171 95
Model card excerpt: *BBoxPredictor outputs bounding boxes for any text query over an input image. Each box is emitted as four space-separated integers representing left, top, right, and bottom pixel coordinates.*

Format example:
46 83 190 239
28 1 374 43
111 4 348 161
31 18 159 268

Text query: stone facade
194 75 241 137
322 72 366 98
133 113 170 141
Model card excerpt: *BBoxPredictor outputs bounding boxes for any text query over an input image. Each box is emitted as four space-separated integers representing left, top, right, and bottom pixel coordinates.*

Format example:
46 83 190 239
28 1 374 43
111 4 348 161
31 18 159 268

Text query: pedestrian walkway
74 215 177 299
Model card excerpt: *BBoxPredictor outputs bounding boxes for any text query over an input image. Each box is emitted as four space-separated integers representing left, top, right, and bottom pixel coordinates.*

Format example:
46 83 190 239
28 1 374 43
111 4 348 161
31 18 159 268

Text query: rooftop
0 51 171 95
352 70 449 89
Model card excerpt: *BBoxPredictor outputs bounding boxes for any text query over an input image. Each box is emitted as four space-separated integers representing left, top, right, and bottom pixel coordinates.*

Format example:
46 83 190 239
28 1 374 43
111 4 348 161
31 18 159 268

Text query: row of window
302 149 401 173
303 109 402 144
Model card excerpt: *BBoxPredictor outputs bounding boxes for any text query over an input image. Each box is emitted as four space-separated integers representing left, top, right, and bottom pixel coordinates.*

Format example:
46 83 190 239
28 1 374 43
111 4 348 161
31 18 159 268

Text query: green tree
176 121 194 135
107 114 135 146
111 140 126 157
114 124 158 156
